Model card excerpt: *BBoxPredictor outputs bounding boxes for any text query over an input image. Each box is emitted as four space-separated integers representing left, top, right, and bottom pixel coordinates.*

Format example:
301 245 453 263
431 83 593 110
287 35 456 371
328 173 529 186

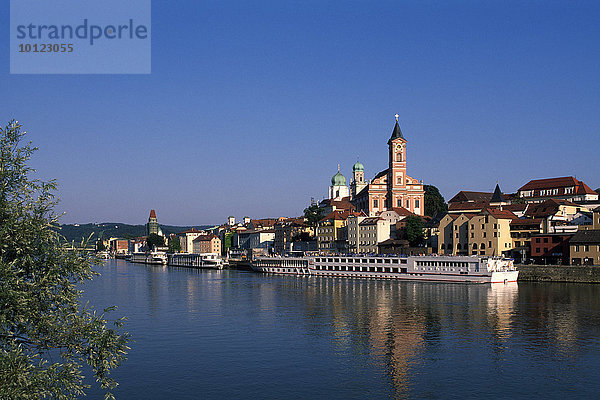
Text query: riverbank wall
517 264 600 283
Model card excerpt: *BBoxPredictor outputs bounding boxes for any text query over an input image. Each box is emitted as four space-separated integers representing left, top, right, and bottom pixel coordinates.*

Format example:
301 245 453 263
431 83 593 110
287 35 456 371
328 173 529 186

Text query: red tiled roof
388 207 414 216
178 228 204 235
250 218 278 227
320 209 364 222
149 209 156 218
577 181 597 195
484 208 518 220
518 176 596 195
192 234 219 242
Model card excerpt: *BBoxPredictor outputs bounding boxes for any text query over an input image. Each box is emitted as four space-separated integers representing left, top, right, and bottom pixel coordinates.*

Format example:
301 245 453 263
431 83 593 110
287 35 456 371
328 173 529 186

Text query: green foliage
146 233 165 250
0 121 129 399
168 237 181 253
96 240 106 251
596 188 600 196
57 223 211 243
223 232 233 253
405 215 425 246
303 204 324 230
424 185 447 217
511 196 526 204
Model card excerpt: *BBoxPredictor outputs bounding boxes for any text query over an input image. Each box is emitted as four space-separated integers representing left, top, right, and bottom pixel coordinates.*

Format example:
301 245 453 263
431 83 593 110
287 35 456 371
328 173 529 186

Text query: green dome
352 161 364 171
331 171 347 186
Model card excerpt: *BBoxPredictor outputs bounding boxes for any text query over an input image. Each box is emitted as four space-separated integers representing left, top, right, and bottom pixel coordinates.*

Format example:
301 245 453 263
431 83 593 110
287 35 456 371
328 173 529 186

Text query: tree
0 121 129 399
405 215 425 247
596 188 600 196
146 233 165 250
168 236 181 253
96 239 107 251
303 203 324 233
424 185 447 217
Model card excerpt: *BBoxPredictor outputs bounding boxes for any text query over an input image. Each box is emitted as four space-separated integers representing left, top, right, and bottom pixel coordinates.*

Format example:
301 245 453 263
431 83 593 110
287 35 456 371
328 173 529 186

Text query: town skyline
2 1 599 225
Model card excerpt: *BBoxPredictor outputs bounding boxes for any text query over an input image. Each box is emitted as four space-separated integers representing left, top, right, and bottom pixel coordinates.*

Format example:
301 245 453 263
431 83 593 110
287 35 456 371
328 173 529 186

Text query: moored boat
130 251 168 265
251 254 518 283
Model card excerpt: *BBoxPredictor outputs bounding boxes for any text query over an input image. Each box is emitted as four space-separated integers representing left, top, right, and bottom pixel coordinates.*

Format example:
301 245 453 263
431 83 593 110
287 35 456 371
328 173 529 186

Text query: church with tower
327 115 425 216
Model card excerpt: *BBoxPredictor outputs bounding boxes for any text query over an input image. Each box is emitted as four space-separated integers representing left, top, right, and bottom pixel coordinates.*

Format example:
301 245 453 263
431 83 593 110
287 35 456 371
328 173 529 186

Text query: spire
490 183 505 203
388 114 405 144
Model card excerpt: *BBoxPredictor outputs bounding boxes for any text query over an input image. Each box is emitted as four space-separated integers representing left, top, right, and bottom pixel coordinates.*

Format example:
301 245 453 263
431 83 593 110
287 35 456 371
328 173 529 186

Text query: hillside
57 223 214 243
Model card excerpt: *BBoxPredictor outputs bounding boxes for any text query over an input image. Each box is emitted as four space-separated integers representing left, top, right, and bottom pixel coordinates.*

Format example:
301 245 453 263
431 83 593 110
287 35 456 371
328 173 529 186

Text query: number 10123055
19 43 74 53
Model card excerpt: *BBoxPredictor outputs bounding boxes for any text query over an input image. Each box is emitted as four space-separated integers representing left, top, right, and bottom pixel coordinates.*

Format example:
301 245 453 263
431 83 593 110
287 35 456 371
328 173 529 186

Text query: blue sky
1 1 599 225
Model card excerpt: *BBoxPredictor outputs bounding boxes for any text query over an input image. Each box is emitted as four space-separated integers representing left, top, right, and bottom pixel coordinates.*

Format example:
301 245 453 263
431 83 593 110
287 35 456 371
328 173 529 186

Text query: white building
347 215 391 254
178 228 205 253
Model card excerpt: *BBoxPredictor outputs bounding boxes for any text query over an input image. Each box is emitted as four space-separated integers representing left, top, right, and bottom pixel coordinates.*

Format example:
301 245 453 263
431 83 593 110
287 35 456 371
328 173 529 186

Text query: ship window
392 259 399 264
377 259 383 264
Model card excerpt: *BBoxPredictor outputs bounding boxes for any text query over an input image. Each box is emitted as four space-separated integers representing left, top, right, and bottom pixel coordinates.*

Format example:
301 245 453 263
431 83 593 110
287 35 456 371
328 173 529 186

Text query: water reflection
85 261 600 399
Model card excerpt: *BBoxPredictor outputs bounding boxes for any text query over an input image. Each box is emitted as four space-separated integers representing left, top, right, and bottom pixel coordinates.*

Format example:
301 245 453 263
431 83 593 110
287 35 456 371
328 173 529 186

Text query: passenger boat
168 253 224 269
130 251 168 265
251 255 518 283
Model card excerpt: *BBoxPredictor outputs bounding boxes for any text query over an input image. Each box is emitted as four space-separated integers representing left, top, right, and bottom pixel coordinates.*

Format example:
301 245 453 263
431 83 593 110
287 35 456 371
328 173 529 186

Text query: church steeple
490 183 505 203
388 114 405 144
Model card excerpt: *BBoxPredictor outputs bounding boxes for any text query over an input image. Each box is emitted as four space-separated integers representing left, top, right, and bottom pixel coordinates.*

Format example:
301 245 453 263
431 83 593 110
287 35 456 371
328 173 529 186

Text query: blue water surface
81 259 600 399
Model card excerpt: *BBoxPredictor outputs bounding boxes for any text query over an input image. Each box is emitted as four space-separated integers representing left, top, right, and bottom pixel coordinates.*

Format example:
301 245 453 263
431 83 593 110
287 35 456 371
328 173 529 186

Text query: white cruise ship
251 255 518 284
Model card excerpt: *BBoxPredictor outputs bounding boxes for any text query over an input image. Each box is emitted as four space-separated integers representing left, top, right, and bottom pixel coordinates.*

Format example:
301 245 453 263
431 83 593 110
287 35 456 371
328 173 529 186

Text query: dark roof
510 218 543 226
490 184 505 203
359 217 381 225
387 120 405 144
525 199 578 218
448 191 493 204
448 201 488 212
373 169 388 180
502 203 527 212
570 230 600 244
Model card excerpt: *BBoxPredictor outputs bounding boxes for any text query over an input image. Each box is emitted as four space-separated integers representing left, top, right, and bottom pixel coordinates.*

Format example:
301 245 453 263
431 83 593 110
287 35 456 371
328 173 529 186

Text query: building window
396 152 402 162
397 199 401 207
415 200 420 208
374 199 378 208
406 200 410 208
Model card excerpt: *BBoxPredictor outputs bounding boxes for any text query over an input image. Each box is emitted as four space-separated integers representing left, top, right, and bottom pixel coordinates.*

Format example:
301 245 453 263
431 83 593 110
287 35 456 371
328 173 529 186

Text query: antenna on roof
395 113 399 122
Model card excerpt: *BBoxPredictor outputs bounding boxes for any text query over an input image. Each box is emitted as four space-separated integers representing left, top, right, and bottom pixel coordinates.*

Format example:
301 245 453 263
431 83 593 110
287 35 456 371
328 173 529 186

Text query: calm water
82 259 600 399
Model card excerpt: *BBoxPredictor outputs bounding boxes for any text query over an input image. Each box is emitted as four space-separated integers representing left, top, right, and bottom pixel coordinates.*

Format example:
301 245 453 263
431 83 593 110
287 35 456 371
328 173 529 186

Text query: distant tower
350 159 367 199
243 216 251 225
147 209 159 236
228 216 236 226
329 165 350 200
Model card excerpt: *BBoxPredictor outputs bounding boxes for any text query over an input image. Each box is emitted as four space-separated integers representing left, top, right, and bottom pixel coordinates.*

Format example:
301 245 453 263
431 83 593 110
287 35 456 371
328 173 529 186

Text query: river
82 259 600 399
